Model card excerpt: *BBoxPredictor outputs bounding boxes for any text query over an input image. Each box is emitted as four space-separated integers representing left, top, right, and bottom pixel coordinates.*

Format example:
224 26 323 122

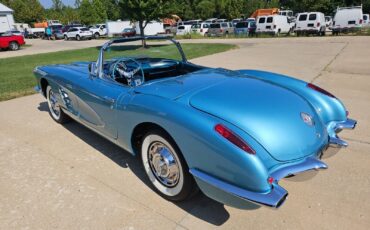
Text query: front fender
238 69 347 124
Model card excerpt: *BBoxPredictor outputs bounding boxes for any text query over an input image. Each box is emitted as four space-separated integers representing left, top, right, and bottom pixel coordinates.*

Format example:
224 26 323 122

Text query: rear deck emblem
301 112 314 126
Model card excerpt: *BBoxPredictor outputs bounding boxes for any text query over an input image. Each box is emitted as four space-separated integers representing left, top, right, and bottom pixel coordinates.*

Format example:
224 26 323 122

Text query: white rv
332 6 363 34
295 12 326 36
256 15 292 35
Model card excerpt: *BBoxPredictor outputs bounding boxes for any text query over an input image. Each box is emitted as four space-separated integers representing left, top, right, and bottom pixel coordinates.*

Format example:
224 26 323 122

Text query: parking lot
0 36 369 229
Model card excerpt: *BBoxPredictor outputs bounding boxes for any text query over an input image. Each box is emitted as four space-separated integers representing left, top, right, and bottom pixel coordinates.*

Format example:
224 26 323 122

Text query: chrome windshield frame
92 36 187 79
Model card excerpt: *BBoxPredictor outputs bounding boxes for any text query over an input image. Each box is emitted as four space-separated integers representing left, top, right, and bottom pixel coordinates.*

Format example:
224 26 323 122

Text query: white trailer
135 21 165 35
106 20 133 37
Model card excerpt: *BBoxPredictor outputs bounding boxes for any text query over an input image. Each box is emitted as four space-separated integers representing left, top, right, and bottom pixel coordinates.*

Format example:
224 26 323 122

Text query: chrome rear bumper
329 118 357 147
190 169 288 208
190 156 328 209
190 118 357 209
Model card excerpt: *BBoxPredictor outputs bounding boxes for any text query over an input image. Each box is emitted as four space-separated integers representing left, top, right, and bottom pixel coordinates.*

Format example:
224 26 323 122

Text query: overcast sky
40 0 75 8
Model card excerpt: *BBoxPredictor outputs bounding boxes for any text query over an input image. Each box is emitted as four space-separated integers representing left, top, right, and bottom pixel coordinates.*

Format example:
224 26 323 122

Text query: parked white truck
331 6 363 34
89 24 107 38
256 15 293 35
295 12 326 36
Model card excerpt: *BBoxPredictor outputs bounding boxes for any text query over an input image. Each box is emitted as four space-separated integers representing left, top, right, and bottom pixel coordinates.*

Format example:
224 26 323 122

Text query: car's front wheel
76 35 81 41
64 35 68 40
94 33 100 39
141 130 196 201
46 85 70 124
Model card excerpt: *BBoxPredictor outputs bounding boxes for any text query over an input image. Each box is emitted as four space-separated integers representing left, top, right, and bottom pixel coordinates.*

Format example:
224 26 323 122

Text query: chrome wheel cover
148 142 180 187
48 89 61 119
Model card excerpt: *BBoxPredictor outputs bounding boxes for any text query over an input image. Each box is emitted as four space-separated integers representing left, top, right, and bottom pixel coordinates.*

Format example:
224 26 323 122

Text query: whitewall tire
141 130 196 201
46 85 70 124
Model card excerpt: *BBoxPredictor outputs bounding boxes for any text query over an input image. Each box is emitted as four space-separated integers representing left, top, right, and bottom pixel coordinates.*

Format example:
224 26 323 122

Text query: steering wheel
111 58 145 87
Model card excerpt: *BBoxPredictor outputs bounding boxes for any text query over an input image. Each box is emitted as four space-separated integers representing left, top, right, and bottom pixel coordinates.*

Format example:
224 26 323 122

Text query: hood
41 62 91 75
189 76 326 162
134 69 233 99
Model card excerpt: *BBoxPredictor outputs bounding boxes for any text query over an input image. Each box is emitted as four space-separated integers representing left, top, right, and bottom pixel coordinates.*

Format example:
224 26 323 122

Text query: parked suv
64 27 93 41
295 12 326 36
191 23 210 36
207 22 234 36
0 33 25 51
234 20 257 36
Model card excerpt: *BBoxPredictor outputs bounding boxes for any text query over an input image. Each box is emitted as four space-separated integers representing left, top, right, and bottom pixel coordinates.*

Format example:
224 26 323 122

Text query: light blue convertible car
34 36 356 209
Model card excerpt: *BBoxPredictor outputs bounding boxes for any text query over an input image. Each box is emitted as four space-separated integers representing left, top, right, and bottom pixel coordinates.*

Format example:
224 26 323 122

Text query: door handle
103 96 115 104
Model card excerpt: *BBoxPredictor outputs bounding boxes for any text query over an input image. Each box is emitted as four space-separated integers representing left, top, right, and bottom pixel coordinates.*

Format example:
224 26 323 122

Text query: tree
52 0 64 11
79 0 98 25
92 0 107 22
119 0 174 46
78 0 107 25
0 0 44 24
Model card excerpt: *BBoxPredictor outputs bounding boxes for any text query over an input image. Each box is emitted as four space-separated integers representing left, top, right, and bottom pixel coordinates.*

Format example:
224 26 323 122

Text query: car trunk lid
189 77 326 162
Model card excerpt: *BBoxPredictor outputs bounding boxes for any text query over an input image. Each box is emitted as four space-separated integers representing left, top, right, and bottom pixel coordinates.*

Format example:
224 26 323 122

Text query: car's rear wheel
64 35 68 40
46 85 70 124
141 130 196 201
76 35 81 41
9 41 19 51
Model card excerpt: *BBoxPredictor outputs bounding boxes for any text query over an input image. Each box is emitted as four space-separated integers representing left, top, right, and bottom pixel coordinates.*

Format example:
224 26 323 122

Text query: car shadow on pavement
38 102 262 226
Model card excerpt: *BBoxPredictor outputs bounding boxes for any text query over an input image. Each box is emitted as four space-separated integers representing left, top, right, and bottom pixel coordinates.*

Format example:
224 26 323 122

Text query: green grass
0 43 236 101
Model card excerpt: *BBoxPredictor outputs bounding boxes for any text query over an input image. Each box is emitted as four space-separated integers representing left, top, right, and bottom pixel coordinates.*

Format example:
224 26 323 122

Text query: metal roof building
0 3 15 33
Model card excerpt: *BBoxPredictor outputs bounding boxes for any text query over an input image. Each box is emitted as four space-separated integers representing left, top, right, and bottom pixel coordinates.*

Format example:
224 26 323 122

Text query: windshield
80 28 89 31
96 38 207 87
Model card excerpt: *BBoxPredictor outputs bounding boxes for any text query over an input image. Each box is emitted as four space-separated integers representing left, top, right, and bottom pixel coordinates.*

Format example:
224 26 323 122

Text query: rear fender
116 94 276 194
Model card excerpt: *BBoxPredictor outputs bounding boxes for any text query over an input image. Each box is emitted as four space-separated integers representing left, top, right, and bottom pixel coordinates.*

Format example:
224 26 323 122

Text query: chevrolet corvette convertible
34 36 356 208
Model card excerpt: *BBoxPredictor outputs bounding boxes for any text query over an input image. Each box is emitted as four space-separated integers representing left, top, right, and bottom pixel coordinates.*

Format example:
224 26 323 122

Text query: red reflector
307 83 336 98
200 29 203 32
360 19 363 24
317 22 320 27
215 124 255 154
267 177 274 184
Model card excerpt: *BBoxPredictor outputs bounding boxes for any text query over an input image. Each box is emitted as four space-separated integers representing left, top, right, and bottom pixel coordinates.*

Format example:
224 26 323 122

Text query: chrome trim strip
270 157 328 181
190 169 288 208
